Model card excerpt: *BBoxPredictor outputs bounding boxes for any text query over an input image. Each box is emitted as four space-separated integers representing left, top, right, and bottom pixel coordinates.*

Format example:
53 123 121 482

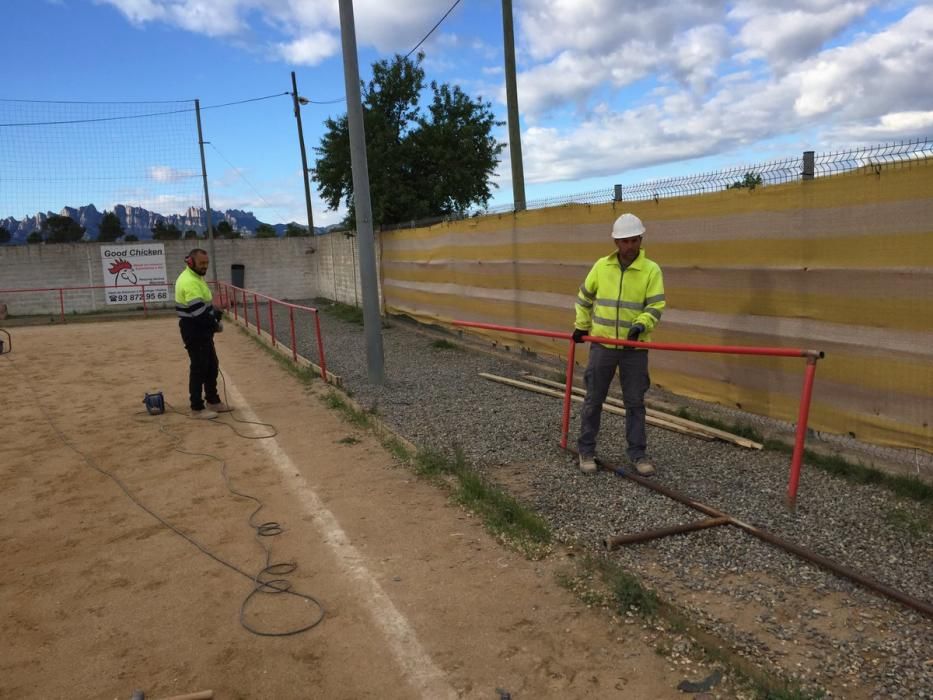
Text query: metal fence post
802 151 815 180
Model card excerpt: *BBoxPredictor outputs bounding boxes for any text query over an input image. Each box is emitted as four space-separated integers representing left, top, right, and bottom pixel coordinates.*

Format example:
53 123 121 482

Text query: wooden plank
478 373 714 441
519 374 763 450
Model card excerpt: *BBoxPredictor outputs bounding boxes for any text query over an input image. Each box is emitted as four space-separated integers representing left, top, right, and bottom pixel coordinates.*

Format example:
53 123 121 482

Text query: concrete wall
0 236 340 315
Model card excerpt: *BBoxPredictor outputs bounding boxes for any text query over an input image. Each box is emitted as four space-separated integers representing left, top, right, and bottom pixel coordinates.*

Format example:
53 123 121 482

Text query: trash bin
231 263 245 289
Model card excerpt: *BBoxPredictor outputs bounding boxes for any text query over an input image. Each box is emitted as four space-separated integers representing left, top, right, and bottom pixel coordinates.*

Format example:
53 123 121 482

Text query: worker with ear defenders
174 248 231 419
573 213 666 476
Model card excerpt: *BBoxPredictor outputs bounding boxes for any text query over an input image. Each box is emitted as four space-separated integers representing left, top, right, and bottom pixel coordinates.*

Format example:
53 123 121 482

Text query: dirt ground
0 318 724 700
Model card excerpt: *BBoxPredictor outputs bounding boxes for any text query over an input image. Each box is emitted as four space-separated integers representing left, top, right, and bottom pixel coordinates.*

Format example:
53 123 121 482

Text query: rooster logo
108 258 138 286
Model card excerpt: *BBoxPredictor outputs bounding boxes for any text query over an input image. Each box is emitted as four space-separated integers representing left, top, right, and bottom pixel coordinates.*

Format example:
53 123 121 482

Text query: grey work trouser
577 343 650 462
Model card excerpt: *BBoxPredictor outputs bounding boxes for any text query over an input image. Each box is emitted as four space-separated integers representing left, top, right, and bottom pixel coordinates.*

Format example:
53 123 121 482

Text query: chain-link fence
381 137 932 231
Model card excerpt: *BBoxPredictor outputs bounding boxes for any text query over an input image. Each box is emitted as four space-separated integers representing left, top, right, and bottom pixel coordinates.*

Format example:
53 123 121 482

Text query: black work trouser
183 334 219 411
578 344 650 462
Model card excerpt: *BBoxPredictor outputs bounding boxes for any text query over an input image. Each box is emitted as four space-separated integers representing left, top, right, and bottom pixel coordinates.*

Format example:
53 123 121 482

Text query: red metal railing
452 320 824 508
0 281 328 383
0 283 173 321
216 282 328 382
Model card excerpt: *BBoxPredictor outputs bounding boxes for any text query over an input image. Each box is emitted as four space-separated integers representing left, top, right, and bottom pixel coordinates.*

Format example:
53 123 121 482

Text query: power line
0 92 290 127
406 0 464 58
201 92 291 110
207 142 295 226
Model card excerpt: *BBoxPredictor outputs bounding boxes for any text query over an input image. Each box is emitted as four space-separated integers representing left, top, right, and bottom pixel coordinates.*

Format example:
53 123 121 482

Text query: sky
2 0 932 228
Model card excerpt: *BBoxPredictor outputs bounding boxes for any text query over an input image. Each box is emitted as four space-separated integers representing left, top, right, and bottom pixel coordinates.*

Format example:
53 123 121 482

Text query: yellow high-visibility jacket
575 249 665 347
174 266 216 340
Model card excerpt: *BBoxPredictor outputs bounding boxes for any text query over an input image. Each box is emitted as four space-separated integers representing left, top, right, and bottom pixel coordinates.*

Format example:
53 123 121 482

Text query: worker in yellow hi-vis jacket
174 248 232 419
573 214 666 476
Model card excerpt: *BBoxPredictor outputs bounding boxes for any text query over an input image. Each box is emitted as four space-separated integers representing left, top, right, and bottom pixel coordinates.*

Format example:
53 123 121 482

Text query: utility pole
338 0 385 384
290 71 315 233
502 0 526 211
194 99 217 283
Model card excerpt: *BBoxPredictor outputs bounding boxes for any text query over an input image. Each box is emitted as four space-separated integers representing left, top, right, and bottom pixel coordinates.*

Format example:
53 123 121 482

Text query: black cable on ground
3 352 324 637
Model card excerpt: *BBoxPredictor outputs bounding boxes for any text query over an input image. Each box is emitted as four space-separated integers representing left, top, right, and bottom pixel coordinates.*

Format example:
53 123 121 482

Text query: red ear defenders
185 255 194 268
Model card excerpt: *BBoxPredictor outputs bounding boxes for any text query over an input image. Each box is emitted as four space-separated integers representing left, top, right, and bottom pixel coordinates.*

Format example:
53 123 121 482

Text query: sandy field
0 318 719 699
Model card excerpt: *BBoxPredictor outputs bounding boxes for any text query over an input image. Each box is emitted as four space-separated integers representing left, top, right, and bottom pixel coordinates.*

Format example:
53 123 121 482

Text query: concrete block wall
0 236 330 316
309 231 383 309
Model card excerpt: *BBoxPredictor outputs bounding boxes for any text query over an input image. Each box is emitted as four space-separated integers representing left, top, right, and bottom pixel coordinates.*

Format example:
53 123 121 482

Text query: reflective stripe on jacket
574 249 665 347
174 267 215 338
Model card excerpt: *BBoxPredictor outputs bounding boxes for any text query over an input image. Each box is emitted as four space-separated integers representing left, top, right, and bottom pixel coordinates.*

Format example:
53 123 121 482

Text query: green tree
0 227 10 245
97 210 124 242
314 52 503 227
27 231 42 244
41 214 85 244
184 229 199 240
125 234 139 242
727 172 763 190
285 222 309 237
215 220 238 239
151 220 182 240
255 223 277 238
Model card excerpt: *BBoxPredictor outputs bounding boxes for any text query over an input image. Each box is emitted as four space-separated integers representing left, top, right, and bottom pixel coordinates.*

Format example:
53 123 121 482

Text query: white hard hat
611 213 646 239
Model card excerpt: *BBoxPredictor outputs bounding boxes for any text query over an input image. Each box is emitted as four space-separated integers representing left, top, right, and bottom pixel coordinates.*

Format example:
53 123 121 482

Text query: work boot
578 454 597 474
634 458 656 476
207 401 233 413
191 408 218 420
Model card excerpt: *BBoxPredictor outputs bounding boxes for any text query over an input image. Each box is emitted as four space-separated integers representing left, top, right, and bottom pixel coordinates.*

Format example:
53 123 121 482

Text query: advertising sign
99 243 169 305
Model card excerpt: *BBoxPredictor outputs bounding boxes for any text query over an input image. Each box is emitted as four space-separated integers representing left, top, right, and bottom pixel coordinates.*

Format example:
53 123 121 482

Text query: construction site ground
1 318 742 700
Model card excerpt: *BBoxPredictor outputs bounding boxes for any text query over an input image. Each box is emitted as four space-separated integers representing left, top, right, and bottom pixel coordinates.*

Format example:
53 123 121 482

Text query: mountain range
0 204 328 244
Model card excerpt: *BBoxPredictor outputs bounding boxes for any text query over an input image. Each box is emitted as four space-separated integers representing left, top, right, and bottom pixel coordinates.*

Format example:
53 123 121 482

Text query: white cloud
96 0 456 59
148 165 198 182
513 6 731 116
830 111 933 141
730 1 873 70
517 0 726 61
792 5 933 119
274 32 339 66
97 0 244 36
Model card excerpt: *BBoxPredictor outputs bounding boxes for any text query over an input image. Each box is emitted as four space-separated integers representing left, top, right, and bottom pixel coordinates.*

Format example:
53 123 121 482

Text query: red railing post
232 286 239 321
243 290 249 329
289 307 297 362
254 294 261 334
268 299 276 347
59 289 65 322
141 285 148 317
560 339 577 449
452 319 825 508
313 310 327 382
788 354 820 508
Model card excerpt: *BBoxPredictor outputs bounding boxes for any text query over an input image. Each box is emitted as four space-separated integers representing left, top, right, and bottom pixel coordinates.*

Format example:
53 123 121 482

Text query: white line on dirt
222 376 457 700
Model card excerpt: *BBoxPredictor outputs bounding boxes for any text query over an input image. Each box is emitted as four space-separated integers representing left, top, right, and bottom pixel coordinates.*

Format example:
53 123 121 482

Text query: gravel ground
256 302 933 699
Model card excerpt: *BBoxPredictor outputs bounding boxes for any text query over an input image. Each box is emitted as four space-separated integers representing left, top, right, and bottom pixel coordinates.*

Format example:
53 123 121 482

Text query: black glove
626 323 645 341
572 328 587 343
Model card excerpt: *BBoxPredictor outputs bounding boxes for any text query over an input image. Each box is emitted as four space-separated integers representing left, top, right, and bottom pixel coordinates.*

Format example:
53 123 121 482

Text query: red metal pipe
232 286 239 321
560 338 576 449
141 285 149 317
242 290 249 329
59 289 65 323
268 299 276 348
452 320 821 358
254 294 261 334
289 307 297 362
313 310 327 382
788 356 820 508
454 319 825 507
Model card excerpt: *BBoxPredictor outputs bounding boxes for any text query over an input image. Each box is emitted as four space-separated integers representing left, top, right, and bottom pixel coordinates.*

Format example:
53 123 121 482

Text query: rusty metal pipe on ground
604 517 730 549
597 458 933 619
